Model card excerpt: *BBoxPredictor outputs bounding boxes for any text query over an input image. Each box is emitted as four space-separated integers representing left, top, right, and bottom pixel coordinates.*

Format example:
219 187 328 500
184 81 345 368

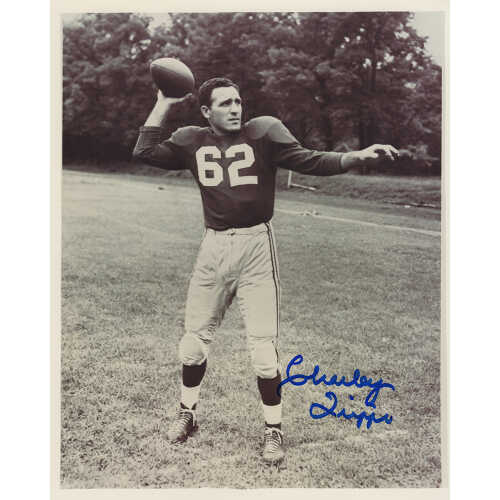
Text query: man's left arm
340 144 399 170
268 119 399 175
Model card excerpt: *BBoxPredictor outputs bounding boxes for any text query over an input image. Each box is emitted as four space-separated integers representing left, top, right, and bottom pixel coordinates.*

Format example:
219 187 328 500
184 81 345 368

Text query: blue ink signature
278 355 395 429
310 391 393 429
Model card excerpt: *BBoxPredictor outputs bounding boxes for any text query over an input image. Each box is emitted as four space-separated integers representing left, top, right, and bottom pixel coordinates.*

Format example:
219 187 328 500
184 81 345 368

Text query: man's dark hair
198 78 240 108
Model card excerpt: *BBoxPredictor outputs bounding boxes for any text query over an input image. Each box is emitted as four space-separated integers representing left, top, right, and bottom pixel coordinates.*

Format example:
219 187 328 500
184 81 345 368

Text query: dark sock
257 372 282 406
180 402 197 410
182 360 207 387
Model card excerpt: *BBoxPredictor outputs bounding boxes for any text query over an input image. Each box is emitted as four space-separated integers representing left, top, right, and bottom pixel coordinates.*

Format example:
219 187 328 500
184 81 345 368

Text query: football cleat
167 407 198 443
262 427 285 464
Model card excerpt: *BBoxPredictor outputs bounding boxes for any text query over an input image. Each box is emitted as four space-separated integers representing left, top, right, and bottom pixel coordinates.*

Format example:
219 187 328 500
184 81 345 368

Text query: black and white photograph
54 0 447 495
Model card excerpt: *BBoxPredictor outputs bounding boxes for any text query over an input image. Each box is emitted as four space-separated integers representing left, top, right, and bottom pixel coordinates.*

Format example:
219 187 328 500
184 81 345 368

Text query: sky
411 11 445 66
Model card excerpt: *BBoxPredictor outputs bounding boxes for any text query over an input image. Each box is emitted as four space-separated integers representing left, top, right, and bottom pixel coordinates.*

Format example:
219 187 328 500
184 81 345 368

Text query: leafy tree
62 11 441 175
63 13 159 159
156 12 299 125
260 12 441 173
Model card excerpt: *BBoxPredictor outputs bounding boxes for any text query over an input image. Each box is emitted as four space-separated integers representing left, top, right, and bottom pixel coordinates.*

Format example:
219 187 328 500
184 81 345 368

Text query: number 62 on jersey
196 144 257 187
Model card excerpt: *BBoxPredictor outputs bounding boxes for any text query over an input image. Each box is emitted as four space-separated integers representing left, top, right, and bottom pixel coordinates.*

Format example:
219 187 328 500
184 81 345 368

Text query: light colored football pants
179 222 281 379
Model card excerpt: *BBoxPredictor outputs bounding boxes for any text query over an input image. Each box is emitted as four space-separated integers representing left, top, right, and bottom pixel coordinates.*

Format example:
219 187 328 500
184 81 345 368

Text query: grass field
66 162 442 208
61 170 442 488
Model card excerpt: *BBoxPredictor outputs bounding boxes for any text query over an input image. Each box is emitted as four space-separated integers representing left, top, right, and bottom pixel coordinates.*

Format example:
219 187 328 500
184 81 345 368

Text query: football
150 58 195 98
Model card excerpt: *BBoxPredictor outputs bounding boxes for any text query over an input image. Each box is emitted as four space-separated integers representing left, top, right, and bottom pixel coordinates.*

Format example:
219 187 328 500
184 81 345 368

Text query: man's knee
250 340 280 379
179 333 208 366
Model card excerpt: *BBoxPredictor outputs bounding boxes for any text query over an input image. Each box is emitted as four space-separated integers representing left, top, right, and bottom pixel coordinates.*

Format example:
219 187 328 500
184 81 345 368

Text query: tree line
63 12 442 175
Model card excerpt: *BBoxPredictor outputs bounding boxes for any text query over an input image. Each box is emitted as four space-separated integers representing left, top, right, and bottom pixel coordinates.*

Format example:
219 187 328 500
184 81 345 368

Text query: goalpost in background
286 171 317 191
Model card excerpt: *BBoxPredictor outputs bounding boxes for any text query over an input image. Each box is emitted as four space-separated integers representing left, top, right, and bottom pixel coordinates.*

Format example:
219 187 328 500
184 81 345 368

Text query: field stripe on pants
264 222 280 339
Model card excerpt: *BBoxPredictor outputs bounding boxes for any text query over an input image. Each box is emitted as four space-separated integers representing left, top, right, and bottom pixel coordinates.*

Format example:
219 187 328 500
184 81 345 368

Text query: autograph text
278 354 396 429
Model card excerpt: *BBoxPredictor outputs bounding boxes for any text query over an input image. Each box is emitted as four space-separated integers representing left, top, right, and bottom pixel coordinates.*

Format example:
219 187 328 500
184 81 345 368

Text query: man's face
201 86 242 135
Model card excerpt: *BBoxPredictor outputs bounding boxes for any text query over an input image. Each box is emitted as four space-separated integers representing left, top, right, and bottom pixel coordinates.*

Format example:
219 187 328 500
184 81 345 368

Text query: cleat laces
168 407 196 442
264 428 283 452
172 408 195 431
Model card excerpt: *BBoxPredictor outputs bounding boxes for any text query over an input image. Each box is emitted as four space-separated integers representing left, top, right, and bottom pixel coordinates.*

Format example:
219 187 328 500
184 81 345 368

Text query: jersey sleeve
132 126 191 170
266 119 348 176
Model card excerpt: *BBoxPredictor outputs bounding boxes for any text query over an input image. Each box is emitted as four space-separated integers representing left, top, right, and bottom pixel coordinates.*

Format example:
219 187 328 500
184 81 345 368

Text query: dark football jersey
133 116 346 230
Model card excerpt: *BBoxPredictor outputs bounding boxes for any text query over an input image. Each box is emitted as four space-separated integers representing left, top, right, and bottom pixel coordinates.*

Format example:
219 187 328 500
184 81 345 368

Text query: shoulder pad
169 126 206 147
245 116 298 144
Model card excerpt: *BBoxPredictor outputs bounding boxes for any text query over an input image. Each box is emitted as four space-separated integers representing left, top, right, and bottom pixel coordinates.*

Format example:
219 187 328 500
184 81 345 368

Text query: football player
133 77 398 464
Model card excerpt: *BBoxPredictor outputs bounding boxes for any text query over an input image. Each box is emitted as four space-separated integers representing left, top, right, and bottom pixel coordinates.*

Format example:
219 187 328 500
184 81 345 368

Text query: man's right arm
132 91 189 170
